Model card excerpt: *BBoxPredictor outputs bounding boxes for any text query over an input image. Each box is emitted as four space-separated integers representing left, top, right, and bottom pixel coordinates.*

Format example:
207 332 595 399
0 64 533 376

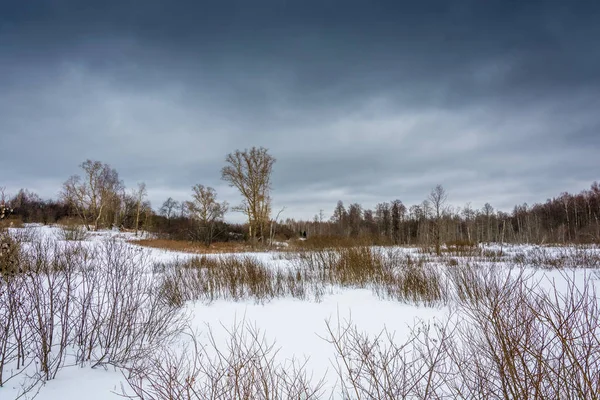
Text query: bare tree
375 202 391 239
221 147 276 244
269 206 286 247
61 160 122 231
461 202 475 243
179 201 188 218
559 193 571 241
318 209 325 235
186 184 228 246
331 201 348 236
347 203 363 237
134 182 147 237
159 197 179 231
391 199 405 244
419 200 432 246
428 184 447 255
159 197 179 220
482 202 495 243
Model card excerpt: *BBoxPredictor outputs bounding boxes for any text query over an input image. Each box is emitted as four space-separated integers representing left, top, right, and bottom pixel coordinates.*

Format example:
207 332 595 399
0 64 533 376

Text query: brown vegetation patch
130 238 256 254
289 235 390 250
55 217 84 227
0 217 24 229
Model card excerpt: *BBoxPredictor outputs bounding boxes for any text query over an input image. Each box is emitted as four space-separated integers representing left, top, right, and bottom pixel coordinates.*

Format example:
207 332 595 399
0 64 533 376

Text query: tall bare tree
221 147 275 244
318 209 325 235
331 201 348 236
347 203 363 237
159 198 179 220
61 160 122 230
461 202 475 243
391 199 405 244
428 184 447 255
186 184 228 246
269 206 286 246
375 202 391 239
159 197 179 230
134 182 147 237
482 202 495 243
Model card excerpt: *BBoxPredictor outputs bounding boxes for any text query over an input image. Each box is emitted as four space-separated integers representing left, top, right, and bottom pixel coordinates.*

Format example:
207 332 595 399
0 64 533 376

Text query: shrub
0 233 23 277
445 239 478 254
1 234 187 396
56 223 90 241
123 320 326 400
327 267 600 399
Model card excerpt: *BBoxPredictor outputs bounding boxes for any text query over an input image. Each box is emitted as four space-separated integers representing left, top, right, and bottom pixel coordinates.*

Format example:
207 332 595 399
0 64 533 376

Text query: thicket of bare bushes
123 319 326 400
55 222 90 241
0 234 185 397
445 266 600 399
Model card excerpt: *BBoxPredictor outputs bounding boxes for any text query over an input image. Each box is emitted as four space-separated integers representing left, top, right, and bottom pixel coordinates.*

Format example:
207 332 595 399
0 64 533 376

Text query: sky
1 0 599 222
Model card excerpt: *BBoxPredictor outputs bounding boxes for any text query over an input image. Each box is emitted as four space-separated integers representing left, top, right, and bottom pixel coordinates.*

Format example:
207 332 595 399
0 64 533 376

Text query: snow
1 224 598 399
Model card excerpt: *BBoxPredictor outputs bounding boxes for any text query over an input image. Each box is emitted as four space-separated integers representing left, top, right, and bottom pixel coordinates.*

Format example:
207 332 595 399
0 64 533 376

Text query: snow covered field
1 225 599 399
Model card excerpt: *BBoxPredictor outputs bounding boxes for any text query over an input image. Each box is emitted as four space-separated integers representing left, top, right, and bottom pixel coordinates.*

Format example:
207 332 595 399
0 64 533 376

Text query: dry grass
0 217 24 229
158 256 307 306
159 247 448 307
288 248 448 306
55 217 83 227
131 239 255 254
289 235 386 250
134 235 386 254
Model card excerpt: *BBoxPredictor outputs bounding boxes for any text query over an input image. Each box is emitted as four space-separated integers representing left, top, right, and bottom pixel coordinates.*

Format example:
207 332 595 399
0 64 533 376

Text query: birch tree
134 182 147 237
428 185 447 255
61 160 122 231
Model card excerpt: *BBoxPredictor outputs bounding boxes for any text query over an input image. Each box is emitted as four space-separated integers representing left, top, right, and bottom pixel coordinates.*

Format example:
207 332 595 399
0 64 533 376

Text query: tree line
284 183 600 247
1 147 599 246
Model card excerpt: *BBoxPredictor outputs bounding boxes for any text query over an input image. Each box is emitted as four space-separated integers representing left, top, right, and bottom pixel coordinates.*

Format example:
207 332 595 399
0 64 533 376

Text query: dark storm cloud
1 0 599 220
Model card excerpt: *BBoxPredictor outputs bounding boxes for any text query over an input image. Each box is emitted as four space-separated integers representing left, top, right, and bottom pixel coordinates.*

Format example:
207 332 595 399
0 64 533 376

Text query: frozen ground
1 225 599 399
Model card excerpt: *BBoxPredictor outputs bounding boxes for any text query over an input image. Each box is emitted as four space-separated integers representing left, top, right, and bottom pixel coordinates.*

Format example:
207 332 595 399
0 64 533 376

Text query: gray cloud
1 0 599 221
